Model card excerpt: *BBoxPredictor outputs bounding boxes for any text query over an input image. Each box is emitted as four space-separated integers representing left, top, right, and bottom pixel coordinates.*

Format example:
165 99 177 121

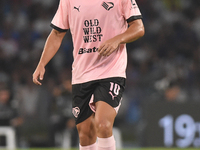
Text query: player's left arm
98 19 144 56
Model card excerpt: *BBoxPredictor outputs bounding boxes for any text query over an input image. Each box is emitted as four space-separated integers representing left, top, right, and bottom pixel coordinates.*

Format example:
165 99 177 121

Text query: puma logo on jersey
74 6 80 12
102 2 114 11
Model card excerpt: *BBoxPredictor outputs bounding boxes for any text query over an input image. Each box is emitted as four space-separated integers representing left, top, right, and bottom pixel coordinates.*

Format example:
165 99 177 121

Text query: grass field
3 148 199 150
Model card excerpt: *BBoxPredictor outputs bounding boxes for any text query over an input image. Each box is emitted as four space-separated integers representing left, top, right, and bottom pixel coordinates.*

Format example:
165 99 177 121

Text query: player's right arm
33 29 67 85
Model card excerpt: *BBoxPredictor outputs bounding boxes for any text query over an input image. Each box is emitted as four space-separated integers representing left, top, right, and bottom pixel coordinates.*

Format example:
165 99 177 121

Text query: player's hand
98 37 121 56
32 65 45 85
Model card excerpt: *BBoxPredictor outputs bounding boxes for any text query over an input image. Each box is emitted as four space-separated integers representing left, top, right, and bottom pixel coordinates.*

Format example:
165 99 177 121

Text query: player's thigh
76 113 96 145
76 113 94 130
93 77 125 137
95 101 116 131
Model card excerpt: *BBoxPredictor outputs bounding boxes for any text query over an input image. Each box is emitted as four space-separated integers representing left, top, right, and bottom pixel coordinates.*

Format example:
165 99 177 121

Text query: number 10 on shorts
109 82 120 95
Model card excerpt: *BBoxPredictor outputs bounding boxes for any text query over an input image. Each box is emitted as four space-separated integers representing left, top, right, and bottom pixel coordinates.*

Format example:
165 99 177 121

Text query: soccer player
33 0 144 149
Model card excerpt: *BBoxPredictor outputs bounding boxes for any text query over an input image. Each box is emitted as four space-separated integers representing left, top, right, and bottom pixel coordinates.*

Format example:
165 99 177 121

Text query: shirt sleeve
50 0 69 32
121 0 142 23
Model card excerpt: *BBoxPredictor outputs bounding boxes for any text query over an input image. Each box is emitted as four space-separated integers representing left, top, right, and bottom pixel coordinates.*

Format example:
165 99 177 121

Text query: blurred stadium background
0 0 200 149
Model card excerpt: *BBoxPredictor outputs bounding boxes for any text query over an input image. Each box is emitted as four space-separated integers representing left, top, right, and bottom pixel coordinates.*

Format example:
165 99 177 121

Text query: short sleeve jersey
51 0 142 84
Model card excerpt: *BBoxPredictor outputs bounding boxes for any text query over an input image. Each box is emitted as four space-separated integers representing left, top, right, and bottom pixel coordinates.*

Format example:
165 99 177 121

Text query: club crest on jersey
102 2 114 11
72 107 80 118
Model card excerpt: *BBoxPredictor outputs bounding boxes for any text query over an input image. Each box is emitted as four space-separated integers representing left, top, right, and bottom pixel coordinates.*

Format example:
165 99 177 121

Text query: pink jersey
51 0 142 84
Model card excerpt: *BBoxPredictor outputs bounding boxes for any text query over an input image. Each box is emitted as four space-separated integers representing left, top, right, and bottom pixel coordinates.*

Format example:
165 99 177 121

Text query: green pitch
7 148 200 150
